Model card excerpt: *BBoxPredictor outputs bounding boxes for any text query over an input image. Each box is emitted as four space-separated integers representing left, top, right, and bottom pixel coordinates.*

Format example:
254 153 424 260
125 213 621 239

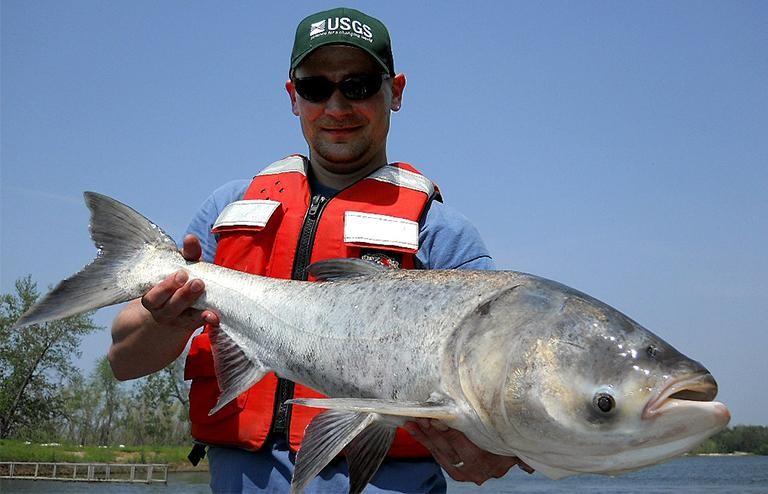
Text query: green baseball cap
290 7 394 76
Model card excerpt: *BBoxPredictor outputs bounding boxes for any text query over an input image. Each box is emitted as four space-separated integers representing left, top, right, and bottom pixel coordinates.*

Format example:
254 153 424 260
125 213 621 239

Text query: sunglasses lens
294 75 386 102
294 77 335 102
339 75 382 100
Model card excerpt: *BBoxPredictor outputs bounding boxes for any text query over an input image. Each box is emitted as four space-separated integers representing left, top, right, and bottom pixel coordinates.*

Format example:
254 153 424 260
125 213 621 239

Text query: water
447 456 768 493
1 456 766 493
0 471 210 493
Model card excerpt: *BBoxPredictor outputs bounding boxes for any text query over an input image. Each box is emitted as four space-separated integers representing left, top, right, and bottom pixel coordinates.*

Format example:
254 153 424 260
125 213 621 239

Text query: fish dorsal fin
345 421 396 494
307 258 387 281
208 323 269 415
290 411 376 494
286 397 457 420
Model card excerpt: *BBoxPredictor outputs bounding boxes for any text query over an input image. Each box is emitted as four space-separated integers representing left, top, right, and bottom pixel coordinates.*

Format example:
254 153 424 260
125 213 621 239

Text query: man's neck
308 158 387 191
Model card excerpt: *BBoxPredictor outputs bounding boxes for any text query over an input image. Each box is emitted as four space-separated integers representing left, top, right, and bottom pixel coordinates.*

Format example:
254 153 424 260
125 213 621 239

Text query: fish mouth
642 372 726 420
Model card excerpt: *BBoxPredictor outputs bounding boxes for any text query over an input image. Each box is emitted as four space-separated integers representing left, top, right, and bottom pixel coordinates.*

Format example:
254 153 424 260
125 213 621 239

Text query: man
109 7 530 493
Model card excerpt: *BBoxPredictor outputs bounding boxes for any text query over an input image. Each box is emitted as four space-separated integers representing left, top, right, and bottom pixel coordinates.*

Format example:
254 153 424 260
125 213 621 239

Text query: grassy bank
0 440 208 471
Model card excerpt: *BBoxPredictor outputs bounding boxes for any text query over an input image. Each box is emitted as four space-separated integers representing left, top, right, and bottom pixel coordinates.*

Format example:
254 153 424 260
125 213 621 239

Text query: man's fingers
406 420 476 481
404 422 432 448
157 278 205 319
518 460 535 474
141 271 205 323
141 271 188 311
202 310 220 326
176 307 207 328
488 456 518 478
182 234 203 262
430 420 450 432
405 420 534 484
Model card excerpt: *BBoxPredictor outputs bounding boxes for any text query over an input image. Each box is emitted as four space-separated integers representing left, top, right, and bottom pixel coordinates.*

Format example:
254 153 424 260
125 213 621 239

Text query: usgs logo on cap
309 17 374 41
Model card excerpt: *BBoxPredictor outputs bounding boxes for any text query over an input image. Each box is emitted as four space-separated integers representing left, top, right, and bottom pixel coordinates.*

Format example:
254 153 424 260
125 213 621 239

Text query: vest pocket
212 199 281 233
343 211 419 253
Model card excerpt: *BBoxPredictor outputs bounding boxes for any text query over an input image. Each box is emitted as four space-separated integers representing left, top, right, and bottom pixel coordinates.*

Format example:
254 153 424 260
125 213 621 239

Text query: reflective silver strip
367 165 434 196
344 211 419 251
212 200 281 230
257 156 306 176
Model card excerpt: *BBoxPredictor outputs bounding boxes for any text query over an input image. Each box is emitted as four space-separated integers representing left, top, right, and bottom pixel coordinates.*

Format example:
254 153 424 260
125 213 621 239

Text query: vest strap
258 155 307 176
367 165 435 196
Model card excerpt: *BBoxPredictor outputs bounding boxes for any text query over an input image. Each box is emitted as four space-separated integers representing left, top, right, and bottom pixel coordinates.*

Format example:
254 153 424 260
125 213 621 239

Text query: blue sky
2 2 766 426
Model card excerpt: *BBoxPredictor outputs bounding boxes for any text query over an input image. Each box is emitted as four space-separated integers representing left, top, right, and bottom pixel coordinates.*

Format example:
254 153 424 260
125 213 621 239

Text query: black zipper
292 194 328 281
269 193 329 439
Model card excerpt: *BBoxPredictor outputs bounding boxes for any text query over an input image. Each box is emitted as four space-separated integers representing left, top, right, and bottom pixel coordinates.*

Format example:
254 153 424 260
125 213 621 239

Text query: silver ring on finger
452 461 465 468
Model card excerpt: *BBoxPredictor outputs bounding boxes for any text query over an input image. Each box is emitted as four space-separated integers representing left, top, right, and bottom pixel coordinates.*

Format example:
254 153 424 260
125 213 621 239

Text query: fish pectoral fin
286 397 458 420
291 410 378 494
307 258 386 281
345 420 396 494
208 323 269 416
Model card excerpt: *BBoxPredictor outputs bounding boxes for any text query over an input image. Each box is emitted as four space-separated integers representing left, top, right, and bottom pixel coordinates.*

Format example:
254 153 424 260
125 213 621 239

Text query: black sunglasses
293 74 390 103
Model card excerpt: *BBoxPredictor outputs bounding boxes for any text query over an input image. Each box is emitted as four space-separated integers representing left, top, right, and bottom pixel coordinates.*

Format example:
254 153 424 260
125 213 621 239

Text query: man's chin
314 147 369 171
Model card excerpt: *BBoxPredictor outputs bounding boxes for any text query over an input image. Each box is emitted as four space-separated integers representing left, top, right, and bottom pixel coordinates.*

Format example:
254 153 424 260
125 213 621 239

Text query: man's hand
109 234 218 380
140 234 219 329
404 419 534 485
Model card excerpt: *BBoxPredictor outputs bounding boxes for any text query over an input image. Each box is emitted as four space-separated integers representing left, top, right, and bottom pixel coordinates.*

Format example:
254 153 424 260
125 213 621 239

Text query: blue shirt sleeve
184 182 495 271
184 180 250 263
416 199 496 271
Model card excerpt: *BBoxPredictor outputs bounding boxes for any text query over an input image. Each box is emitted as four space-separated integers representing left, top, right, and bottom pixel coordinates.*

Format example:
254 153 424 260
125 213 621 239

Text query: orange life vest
184 155 438 457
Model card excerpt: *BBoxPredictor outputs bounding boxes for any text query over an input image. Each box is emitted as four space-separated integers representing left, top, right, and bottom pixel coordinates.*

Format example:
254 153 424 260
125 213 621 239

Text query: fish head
450 276 730 477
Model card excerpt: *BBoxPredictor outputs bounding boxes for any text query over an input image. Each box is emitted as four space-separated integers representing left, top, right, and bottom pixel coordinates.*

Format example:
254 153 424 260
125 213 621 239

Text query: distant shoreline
694 451 753 457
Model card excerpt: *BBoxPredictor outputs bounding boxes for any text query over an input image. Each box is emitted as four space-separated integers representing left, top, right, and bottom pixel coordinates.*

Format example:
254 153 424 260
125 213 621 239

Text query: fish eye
594 392 615 413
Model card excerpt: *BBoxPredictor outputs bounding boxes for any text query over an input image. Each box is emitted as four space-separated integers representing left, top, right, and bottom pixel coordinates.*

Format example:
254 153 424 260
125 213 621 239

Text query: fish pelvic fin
291 411 391 494
345 420 396 494
287 398 459 492
286 397 458 420
208 323 269 415
12 192 181 329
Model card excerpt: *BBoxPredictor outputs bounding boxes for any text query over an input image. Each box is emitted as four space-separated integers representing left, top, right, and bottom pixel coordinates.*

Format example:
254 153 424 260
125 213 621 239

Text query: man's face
286 45 405 174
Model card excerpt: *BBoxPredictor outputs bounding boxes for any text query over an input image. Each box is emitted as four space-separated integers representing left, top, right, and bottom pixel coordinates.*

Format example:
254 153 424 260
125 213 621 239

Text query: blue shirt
184 178 495 494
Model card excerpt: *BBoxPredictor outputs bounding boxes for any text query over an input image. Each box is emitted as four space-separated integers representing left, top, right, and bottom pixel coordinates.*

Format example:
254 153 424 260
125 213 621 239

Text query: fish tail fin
12 192 181 329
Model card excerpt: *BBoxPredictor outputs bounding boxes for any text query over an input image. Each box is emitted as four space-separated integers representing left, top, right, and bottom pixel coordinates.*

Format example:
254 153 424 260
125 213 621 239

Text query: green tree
0 277 100 439
123 359 190 446
93 356 123 445
59 372 99 445
691 426 768 455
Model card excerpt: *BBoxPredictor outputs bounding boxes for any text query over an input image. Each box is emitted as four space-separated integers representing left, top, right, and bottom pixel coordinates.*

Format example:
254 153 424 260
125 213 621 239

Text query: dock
0 462 168 483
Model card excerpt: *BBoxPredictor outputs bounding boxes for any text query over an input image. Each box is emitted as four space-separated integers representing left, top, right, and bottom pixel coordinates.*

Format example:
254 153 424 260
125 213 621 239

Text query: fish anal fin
290 411 375 494
286 397 457 420
208 323 268 415
346 422 396 494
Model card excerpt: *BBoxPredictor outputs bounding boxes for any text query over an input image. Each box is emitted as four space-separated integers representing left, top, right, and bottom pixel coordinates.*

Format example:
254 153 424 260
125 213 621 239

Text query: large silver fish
14 192 730 492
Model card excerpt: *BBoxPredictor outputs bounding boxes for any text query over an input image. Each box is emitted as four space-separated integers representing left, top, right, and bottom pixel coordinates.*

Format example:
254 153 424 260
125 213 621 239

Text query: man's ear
286 79 299 116
391 73 406 112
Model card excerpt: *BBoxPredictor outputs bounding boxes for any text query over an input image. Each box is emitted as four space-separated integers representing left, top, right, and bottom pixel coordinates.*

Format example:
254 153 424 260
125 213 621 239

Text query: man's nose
323 88 354 117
